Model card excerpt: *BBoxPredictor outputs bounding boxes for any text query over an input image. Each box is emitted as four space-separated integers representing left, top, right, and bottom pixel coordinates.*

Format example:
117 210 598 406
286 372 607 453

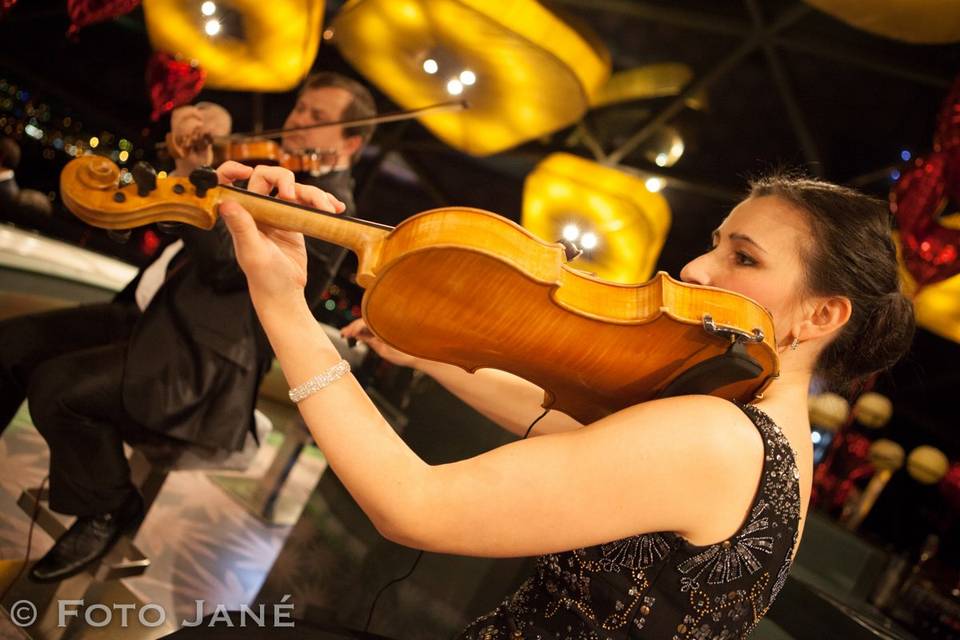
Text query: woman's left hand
217 162 346 308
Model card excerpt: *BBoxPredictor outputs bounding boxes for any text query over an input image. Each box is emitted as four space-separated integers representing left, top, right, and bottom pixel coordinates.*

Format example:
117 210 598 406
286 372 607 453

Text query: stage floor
0 225 326 638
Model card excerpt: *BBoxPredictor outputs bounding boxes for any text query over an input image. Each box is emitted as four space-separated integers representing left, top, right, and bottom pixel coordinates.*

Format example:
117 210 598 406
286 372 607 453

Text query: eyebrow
711 229 768 254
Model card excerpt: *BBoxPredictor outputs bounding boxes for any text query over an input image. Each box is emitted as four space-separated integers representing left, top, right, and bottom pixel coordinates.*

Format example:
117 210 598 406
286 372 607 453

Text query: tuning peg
132 162 158 197
557 238 583 262
107 229 132 244
189 166 219 198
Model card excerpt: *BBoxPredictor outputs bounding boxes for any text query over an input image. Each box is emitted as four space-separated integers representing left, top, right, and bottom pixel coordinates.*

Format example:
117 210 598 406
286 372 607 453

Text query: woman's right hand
341 319 419 369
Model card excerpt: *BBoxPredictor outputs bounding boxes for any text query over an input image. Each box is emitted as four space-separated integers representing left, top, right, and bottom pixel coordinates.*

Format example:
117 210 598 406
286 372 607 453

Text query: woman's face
680 195 812 342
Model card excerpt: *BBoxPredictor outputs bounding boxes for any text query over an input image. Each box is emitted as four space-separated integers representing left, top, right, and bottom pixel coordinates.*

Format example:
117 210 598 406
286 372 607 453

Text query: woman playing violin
218 161 914 639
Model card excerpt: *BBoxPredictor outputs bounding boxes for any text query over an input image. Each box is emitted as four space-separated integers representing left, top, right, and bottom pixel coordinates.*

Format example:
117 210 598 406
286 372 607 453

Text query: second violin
163 99 468 176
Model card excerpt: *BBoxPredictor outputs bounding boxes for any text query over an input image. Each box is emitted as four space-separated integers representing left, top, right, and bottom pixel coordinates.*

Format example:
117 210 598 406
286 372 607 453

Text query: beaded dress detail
459 403 802 640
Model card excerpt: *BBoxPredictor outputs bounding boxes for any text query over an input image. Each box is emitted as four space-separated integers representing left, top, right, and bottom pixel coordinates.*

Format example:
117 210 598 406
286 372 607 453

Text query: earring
790 337 800 351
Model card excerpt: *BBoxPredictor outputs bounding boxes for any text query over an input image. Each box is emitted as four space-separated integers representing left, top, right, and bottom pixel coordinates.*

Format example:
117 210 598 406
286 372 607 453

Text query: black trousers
0 303 158 516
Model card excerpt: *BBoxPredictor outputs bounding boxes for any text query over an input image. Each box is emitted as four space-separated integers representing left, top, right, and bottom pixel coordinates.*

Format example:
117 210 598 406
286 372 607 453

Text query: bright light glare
422 59 438 74
645 177 665 193
459 70 476 85
580 232 598 250
201 1 216 15
446 79 464 96
562 224 580 242
205 19 221 36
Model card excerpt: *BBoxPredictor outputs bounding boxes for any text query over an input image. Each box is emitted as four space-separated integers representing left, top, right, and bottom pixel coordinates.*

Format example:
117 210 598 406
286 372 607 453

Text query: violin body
362 210 778 422
60 156 779 423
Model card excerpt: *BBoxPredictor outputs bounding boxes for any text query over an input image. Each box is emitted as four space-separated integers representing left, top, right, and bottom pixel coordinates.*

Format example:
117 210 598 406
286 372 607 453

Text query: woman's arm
218 164 766 558
420 361 584 436
341 319 583 437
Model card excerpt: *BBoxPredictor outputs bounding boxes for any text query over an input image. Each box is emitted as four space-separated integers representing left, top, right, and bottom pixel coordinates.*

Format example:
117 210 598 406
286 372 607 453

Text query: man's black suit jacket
114 169 356 451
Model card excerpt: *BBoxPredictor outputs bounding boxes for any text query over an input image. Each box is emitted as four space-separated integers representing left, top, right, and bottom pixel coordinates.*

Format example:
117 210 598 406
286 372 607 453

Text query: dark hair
299 71 376 152
0 137 20 170
749 174 915 387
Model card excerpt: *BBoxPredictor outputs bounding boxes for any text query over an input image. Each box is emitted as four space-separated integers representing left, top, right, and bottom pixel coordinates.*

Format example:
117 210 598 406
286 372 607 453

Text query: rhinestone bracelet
288 359 351 403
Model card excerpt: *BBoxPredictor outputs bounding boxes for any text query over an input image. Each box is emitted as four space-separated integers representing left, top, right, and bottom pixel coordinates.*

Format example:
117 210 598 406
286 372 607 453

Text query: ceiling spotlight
580 232 598 250
643 126 685 168
205 19 221 36
562 224 580 242
459 69 476 85
645 177 665 193
422 58 439 74
201 1 216 16
446 78 464 96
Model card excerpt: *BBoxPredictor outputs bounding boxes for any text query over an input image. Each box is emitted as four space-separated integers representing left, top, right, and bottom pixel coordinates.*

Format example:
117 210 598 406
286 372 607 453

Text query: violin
60 156 779 423
163 99 468 176
164 134 340 176
217 139 339 176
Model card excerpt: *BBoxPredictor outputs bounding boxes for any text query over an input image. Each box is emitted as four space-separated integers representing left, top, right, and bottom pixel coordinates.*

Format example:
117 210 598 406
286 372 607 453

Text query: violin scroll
76 155 121 190
60 156 219 232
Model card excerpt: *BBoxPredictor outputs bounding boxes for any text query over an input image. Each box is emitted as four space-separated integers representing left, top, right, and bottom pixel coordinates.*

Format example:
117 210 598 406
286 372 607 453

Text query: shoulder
597 394 764 459
582 395 766 538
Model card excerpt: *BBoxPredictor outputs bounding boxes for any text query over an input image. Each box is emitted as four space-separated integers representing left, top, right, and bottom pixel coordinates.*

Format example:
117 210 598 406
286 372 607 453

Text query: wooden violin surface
60 155 779 423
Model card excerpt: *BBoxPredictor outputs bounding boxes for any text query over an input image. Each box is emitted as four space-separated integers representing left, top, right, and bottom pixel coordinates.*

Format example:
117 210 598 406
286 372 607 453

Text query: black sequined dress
459 403 802 640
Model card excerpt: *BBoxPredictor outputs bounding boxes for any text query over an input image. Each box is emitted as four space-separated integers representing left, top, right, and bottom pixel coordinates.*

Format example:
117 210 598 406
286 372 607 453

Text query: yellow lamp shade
143 0 324 91
521 153 671 284
906 445 950 484
894 221 960 344
331 0 610 155
808 392 850 431
804 0 960 44
853 392 893 429
590 63 693 109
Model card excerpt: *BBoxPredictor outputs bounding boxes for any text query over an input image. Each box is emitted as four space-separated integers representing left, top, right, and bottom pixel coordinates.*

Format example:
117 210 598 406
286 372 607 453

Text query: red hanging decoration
891 75 960 290
942 462 960 512
145 52 206 122
66 0 141 37
934 78 960 154
1 0 18 20
140 229 161 257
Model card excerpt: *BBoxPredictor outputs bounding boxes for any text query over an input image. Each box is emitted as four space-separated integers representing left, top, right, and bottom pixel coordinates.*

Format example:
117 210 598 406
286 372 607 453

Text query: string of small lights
0 76 151 188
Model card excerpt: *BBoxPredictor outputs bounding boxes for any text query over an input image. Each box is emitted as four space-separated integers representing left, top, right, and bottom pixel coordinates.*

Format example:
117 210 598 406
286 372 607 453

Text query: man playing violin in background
0 71 376 583
276 71 376 295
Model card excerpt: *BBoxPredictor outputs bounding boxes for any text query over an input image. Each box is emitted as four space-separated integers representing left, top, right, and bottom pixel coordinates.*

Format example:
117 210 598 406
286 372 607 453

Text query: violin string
362 409 549 633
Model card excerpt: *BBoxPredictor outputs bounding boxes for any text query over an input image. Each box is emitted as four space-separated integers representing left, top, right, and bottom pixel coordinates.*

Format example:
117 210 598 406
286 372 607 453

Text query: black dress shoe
29 493 144 583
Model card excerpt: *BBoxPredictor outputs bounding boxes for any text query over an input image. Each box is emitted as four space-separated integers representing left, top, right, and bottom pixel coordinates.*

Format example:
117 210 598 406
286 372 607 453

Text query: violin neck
219 186 390 276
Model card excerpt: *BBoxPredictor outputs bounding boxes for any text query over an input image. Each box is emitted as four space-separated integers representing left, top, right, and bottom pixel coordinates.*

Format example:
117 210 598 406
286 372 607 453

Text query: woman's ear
802 295 852 341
